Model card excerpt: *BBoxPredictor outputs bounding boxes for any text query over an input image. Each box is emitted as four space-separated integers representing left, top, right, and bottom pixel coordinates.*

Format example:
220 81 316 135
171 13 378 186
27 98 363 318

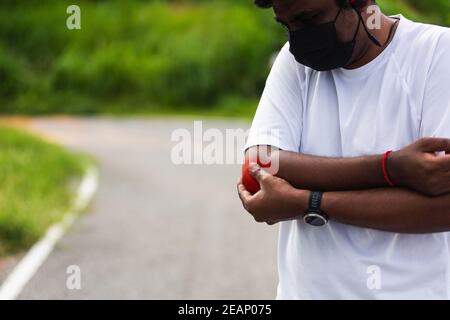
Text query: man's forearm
277 151 387 191
247 146 388 191
320 188 450 233
246 138 450 199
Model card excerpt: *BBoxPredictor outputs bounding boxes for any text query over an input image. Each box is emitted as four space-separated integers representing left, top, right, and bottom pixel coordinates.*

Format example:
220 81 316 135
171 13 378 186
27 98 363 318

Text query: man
237 0 450 299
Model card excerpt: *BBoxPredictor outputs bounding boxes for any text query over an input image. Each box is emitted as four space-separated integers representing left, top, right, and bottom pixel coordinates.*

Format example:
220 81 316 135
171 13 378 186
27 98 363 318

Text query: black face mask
288 7 379 71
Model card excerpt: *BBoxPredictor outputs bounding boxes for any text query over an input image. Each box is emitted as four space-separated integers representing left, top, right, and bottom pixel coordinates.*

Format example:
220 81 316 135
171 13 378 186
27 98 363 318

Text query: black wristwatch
303 191 328 227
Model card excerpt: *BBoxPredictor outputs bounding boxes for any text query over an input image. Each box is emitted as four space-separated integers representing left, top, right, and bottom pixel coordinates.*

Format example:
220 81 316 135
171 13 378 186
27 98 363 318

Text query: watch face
304 213 327 226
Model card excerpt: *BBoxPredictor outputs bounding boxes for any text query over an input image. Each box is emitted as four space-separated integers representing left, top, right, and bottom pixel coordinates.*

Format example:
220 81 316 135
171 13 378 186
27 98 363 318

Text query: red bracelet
382 150 395 187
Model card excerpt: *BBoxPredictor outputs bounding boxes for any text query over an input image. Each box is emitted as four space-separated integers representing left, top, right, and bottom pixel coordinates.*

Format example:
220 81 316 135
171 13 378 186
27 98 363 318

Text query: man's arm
247 137 450 196
238 164 450 234
322 188 450 234
276 150 386 191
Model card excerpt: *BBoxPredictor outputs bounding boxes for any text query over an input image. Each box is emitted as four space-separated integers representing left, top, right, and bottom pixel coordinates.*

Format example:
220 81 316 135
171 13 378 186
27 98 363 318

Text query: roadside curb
0 166 99 300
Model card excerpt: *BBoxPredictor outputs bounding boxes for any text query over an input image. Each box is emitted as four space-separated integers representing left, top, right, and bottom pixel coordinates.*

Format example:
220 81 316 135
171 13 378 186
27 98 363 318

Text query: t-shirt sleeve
420 29 450 139
244 42 304 153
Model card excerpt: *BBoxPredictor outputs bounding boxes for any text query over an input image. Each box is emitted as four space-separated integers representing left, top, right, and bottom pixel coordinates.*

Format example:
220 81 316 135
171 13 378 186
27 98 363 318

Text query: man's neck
345 14 399 70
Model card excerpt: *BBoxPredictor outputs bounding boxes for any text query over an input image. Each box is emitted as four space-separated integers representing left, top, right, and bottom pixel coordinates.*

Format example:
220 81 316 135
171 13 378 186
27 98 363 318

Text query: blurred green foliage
0 0 448 115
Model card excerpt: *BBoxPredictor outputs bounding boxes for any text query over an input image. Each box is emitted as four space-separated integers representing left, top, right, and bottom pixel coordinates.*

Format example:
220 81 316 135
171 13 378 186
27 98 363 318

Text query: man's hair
254 0 375 9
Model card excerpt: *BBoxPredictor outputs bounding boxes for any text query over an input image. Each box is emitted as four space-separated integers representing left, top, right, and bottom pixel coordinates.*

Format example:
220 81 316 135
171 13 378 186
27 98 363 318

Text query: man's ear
336 0 364 10
336 0 349 9
357 0 375 10
347 0 370 10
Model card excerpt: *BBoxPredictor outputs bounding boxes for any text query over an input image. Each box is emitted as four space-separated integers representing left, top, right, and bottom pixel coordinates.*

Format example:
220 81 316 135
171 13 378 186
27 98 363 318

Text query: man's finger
433 154 450 171
249 163 271 183
237 183 253 204
419 138 450 153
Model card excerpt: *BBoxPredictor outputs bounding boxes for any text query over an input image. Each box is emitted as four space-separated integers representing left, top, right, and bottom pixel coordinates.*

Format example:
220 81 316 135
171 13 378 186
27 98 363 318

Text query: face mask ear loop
333 7 343 23
354 7 382 47
352 13 362 42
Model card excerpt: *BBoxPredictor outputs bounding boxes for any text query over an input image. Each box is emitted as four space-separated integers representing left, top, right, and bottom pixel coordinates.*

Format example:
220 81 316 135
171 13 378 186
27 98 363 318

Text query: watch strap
309 191 323 212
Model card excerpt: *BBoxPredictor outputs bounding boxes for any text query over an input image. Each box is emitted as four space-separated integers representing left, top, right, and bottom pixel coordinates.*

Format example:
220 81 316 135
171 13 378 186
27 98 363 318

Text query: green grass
0 125 89 256
0 1 282 115
0 0 447 117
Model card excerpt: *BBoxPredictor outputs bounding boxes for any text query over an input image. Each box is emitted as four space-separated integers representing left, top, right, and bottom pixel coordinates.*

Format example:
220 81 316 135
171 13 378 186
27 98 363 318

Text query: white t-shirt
245 15 450 299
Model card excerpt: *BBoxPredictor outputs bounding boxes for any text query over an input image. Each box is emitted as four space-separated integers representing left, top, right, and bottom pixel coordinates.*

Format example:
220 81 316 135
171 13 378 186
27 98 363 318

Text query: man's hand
237 163 309 225
389 138 450 196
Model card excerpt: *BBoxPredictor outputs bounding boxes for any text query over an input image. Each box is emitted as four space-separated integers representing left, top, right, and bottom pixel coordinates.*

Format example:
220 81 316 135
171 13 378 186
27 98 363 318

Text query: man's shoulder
407 20 450 73
398 17 450 53
268 41 307 87
275 42 301 69
392 17 449 80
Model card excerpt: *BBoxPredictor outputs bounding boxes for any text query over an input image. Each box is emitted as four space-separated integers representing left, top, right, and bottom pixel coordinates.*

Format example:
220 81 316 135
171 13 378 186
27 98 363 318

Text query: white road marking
0 167 99 300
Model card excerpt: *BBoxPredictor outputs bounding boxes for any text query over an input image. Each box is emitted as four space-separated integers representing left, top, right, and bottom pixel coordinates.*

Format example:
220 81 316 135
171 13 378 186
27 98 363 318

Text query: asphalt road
17 117 278 299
